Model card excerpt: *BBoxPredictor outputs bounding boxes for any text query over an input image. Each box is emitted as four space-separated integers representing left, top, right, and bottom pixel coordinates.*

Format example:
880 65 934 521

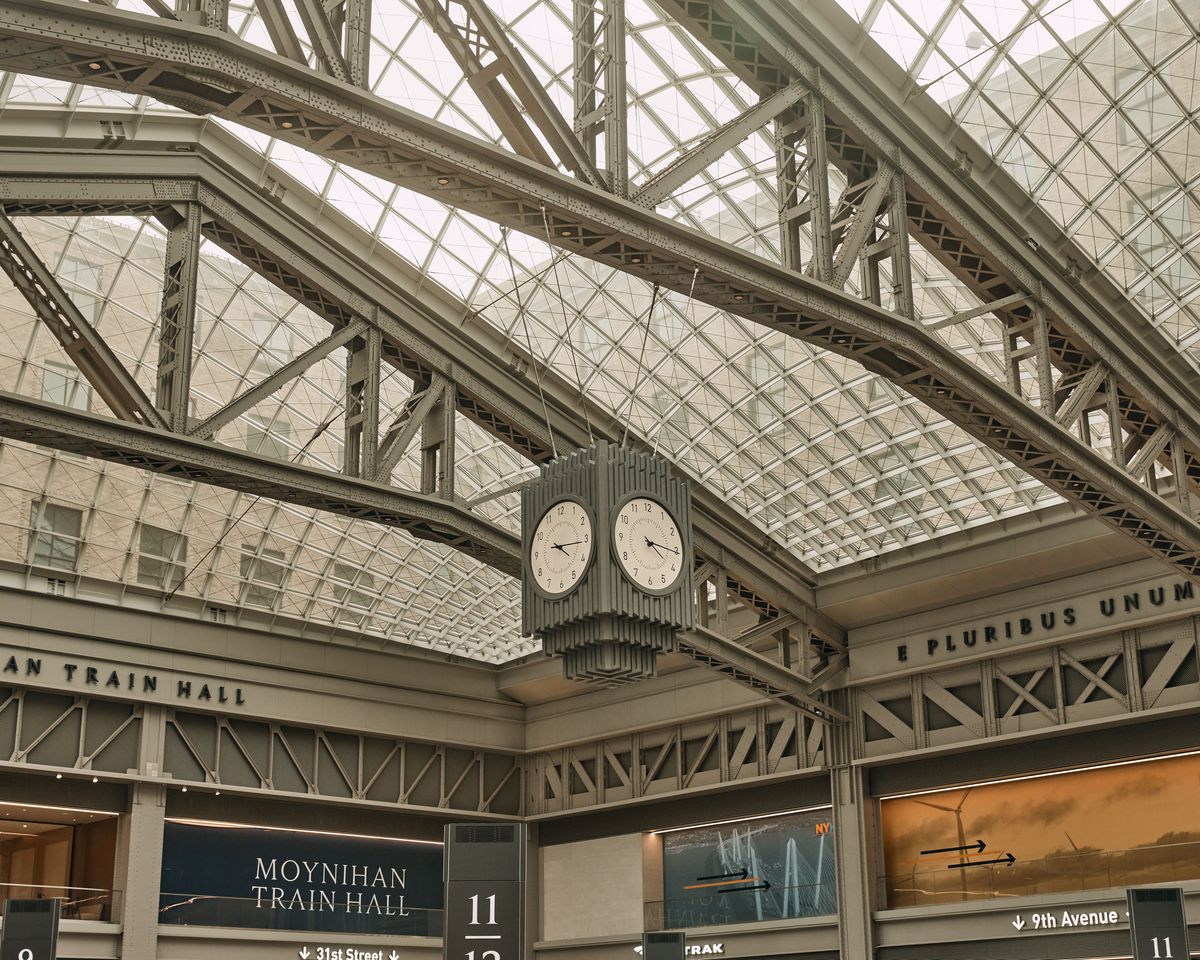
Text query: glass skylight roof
0 0 1191 661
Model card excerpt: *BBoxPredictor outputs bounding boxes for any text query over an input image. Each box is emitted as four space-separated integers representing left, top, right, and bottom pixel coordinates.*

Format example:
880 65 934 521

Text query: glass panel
40 361 91 411
138 525 188 591
30 502 82 571
240 546 286 608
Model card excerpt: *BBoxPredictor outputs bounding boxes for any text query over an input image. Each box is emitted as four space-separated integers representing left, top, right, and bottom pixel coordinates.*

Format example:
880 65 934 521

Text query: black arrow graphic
948 853 1015 869
696 869 748 882
920 840 987 856
718 881 772 894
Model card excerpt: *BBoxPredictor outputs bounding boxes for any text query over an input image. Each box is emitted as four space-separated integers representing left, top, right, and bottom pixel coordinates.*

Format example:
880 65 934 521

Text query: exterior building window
741 349 787 434
240 545 286 608
138 525 187 590
41 360 91 411
332 561 374 624
30 502 82 571
60 254 102 324
246 414 291 461
249 313 293 376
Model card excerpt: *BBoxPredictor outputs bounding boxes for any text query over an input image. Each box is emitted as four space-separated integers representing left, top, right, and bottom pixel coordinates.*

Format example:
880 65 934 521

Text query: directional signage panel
1128 887 1190 960
641 932 685 960
443 824 526 960
0 898 60 960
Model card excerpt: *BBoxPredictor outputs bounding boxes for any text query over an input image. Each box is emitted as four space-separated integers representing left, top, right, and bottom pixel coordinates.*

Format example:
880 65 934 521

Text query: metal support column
156 203 201 432
344 325 381 479
343 0 372 88
827 688 875 960
176 0 226 29
573 0 627 196
116 703 168 960
776 93 832 278
421 380 456 498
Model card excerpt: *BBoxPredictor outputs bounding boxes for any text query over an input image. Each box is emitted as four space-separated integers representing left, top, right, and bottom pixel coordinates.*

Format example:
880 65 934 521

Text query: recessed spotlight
91 776 98 783
281 121 293 129
560 229 571 237
88 62 102 70
215 791 221 796
733 294 744 302
55 773 62 779
437 177 450 185
181 786 188 793
630 256 642 264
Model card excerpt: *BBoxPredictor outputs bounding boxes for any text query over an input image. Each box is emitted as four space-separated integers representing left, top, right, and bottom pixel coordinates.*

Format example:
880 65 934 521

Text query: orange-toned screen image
879 752 1200 908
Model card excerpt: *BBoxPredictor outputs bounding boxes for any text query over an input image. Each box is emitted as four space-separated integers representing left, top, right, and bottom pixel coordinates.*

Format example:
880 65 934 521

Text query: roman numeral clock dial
613 497 684 592
529 500 593 597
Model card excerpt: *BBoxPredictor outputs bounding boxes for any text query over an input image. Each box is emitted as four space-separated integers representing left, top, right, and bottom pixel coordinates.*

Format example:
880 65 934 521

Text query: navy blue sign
159 820 443 936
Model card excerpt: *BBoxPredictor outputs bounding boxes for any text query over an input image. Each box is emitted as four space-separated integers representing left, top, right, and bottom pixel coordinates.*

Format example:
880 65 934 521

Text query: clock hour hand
645 538 679 556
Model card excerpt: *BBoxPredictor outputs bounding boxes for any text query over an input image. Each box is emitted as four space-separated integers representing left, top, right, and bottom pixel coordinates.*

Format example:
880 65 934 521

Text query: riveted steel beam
155 201 201 432
0 12 1195 580
678 626 847 723
0 125 839 648
0 210 166 428
657 0 1200 509
634 80 806 207
416 0 605 188
0 390 524 576
254 0 305 64
189 319 369 440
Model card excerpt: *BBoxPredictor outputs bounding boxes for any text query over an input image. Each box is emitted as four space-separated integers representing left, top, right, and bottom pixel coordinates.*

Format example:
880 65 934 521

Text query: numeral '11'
468 894 497 926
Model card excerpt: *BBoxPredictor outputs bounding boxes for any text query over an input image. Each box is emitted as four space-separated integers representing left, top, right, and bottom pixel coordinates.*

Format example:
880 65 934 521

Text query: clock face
613 496 685 592
529 500 594 597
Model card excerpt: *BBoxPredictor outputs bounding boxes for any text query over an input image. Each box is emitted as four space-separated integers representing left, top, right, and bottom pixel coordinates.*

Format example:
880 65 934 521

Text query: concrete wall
540 835 644 941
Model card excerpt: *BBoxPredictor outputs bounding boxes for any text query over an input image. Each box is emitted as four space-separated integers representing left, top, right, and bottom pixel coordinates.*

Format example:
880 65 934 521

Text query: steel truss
654 0 1200 551
856 610 1200 759
0 120 838 717
0 1 1196 590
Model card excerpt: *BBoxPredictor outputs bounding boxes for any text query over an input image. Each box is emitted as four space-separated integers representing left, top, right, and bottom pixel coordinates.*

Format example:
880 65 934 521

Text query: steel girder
0 209 166 428
654 2 1200 518
0 123 830 632
0 1 1196 580
0 121 841 712
0 391 525 574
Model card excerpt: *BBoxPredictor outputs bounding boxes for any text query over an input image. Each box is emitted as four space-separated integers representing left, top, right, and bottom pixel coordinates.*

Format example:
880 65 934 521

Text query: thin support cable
541 203 594 445
622 282 661 448
502 226 558 460
161 357 404 603
653 265 699 455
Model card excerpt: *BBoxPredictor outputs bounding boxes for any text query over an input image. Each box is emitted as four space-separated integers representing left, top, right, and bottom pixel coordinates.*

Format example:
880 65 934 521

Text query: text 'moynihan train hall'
0 0 1196 959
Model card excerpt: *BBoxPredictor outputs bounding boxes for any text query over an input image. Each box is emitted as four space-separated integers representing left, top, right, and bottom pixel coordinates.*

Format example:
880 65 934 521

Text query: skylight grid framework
0 2 1061 568
0 0 1196 581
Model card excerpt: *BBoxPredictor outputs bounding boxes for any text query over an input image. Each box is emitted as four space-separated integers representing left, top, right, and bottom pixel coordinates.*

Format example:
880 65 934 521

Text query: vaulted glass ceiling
0 0 1191 661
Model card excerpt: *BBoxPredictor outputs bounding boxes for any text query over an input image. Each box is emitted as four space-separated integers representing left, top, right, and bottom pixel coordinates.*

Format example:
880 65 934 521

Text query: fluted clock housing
521 442 694 684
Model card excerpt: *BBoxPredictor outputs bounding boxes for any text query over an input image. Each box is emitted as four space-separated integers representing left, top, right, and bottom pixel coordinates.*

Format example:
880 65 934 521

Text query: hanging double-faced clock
521 442 694 684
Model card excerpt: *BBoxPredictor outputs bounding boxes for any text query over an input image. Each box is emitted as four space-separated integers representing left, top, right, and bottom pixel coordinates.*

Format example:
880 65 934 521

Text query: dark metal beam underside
0 391 524 575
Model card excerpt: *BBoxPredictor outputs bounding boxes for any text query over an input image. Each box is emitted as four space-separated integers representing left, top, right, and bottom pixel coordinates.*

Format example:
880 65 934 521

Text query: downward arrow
390 952 400 960
1012 916 1025 931
299 950 311 960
